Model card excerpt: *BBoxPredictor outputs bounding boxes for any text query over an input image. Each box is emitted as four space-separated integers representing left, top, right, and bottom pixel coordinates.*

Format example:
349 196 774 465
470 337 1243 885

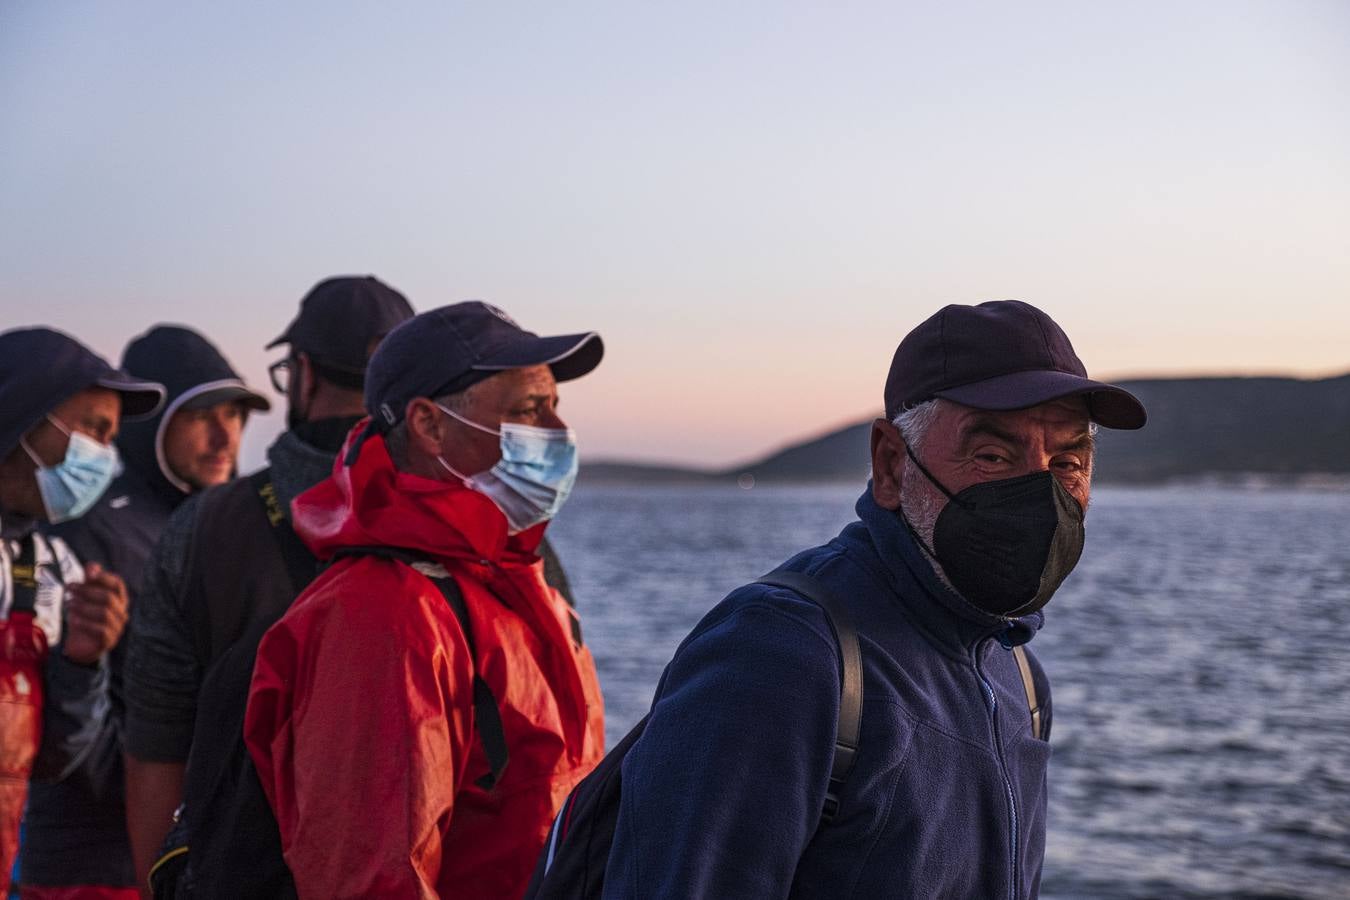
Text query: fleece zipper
974 638 1019 900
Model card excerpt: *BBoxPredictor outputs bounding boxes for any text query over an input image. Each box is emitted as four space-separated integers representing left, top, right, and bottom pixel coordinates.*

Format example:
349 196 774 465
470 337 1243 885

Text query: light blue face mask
22 415 122 524
435 404 578 534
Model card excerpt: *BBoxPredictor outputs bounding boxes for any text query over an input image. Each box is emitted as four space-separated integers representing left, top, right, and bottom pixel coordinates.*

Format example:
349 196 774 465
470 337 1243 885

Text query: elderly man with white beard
589 300 1148 900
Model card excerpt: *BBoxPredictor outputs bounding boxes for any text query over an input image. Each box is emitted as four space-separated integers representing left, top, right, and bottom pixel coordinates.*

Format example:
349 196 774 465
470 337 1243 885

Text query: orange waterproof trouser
0 614 48 897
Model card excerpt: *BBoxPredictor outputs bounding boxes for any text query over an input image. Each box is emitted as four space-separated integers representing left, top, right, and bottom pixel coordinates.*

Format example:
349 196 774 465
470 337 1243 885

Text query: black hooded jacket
25 326 266 888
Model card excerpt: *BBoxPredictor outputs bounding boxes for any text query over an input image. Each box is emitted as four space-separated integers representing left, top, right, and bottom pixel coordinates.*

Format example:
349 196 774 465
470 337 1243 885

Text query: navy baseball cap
884 300 1146 429
267 275 415 374
0 327 166 459
365 301 604 432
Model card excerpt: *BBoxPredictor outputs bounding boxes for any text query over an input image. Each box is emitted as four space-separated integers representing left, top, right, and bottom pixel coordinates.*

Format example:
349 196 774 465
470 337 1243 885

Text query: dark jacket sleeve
31 532 110 783
604 587 842 899
32 651 109 782
123 496 203 762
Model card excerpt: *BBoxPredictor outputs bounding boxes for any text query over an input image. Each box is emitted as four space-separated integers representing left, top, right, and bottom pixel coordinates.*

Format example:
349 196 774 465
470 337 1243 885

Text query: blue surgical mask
435 404 578 534
21 415 122 524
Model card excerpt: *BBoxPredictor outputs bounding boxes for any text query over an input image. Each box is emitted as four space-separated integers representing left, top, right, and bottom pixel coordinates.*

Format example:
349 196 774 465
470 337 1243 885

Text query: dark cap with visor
884 300 1146 429
0 327 166 459
267 275 415 376
364 301 604 433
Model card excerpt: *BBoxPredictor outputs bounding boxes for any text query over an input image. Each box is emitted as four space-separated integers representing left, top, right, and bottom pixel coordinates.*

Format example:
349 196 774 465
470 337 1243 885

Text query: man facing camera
600 301 1147 899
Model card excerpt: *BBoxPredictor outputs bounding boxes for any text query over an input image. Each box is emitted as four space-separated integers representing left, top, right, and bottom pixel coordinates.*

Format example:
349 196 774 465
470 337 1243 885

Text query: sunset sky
2 1 1346 469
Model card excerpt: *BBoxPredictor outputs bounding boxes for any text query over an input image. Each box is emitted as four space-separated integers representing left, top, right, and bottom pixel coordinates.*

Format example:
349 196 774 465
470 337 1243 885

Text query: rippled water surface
548 483 1350 899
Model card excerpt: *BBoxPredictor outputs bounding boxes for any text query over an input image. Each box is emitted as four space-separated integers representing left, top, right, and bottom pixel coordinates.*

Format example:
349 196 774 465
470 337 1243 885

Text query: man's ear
293 353 314 398
870 417 906 511
404 398 446 457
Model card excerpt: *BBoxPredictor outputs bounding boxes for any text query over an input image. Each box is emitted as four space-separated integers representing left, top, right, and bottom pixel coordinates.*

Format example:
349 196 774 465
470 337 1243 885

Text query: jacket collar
291 420 544 569
851 484 1043 655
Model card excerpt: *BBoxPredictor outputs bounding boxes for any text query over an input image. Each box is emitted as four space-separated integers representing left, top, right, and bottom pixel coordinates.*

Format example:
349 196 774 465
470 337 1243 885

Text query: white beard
898 455 956 591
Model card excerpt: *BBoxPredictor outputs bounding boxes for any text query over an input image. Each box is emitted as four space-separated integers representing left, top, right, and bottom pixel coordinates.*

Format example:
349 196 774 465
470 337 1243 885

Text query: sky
2 1 1347 470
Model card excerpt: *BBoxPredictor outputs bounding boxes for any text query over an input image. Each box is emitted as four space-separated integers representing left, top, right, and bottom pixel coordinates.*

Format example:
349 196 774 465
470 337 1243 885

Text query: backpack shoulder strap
330 545 510 791
423 565 510 791
9 533 40 614
538 536 582 645
248 468 318 595
755 570 862 824
1011 645 1042 740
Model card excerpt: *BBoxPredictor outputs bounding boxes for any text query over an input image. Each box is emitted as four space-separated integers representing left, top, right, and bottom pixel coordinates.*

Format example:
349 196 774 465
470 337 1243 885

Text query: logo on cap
483 304 520 329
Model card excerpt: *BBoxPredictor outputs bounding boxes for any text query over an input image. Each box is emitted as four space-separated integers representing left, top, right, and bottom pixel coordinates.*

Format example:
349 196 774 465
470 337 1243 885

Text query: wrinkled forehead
461 364 558 406
1037 394 1092 421
941 395 1093 441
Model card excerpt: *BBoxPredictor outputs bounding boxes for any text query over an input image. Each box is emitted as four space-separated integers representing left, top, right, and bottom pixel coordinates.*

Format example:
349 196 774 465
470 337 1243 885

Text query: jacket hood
292 419 546 566
0 326 164 462
116 325 269 506
854 485 1044 652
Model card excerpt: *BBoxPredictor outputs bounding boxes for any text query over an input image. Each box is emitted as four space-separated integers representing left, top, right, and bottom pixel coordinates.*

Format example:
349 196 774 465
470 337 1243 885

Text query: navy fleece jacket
604 487 1053 900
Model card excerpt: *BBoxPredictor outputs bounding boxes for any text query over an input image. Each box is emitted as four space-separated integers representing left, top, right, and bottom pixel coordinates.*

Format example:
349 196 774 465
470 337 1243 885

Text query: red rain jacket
245 430 605 899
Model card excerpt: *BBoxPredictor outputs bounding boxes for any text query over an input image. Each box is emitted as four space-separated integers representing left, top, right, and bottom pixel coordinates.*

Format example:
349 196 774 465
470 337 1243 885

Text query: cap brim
180 383 272 414
95 374 166 421
472 332 604 383
936 370 1147 430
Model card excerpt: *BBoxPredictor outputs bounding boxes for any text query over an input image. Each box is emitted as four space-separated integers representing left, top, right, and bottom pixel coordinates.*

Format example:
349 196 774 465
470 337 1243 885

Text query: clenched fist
63 562 129 665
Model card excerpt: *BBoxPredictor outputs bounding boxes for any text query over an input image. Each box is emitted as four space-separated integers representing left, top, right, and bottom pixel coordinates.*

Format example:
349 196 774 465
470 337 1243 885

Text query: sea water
548 483 1350 899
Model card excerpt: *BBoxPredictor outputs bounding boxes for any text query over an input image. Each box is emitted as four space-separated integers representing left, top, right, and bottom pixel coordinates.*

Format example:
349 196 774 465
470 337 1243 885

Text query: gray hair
385 383 482 469
892 399 943 452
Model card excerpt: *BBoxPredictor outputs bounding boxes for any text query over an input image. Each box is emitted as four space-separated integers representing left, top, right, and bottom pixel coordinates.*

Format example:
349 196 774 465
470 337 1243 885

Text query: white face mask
21 415 123 524
434 404 578 534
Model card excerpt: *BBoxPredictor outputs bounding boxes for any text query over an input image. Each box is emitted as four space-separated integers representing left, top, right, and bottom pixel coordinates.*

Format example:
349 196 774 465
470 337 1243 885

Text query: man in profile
246 302 606 898
24 325 268 899
0 327 164 897
603 301 1147 898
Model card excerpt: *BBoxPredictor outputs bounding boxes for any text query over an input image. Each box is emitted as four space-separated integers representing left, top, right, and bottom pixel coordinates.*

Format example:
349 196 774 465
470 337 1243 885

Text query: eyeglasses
268 358 292 394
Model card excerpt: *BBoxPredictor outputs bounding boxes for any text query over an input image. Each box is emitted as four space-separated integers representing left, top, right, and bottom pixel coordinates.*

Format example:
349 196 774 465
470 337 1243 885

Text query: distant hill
580 373 1350 485
1095 373 1350 483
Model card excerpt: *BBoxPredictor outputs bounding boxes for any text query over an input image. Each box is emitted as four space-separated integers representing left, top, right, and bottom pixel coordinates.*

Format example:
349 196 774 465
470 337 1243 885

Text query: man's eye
975 453 1008 464
1053 459 1083 473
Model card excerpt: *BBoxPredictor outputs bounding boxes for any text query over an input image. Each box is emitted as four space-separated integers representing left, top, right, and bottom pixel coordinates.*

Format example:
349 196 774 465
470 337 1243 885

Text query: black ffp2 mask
904 446 1085 617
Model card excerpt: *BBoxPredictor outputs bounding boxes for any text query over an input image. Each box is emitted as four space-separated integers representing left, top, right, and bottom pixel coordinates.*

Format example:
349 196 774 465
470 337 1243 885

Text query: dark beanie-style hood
116 325 269 502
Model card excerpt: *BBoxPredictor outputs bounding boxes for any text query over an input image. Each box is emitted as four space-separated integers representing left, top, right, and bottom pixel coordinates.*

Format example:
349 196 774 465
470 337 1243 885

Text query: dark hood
116 325 269 506
0 326 164 463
